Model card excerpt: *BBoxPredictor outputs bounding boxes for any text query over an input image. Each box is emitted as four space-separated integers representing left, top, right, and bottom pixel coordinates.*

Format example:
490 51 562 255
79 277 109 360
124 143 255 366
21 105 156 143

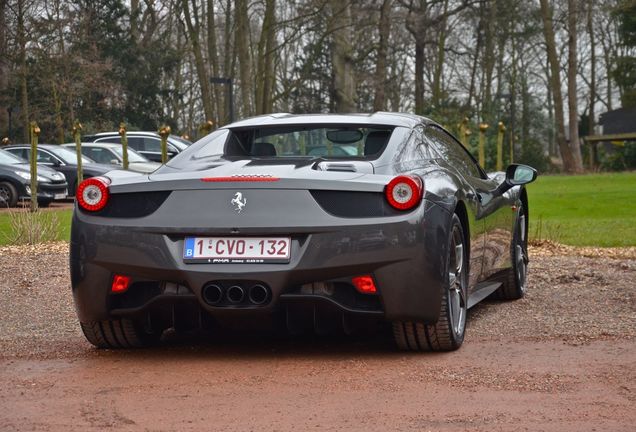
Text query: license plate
54 191 67 200
183 237 291 263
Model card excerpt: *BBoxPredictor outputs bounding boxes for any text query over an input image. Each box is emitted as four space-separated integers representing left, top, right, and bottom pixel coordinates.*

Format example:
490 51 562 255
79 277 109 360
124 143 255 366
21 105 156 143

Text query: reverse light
385 175 423 210
77 177 110 211
111 274 131 293
352 275 378 295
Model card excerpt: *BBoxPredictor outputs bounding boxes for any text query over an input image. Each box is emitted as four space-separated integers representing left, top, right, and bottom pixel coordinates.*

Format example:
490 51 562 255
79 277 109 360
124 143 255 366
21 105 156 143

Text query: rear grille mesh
310 190 400 218
89 191 171 218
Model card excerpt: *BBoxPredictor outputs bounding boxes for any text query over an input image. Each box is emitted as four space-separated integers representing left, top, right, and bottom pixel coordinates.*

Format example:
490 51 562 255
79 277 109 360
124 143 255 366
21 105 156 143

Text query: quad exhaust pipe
202 282 271 307
226 285 245 304
202 283 223 305
248 284 270 305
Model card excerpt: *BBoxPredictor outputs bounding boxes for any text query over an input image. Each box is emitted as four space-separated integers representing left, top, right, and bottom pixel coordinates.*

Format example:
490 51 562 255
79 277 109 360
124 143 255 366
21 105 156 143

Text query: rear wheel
0 181 18 207
494 204 528 300
393 213 468 352
80 318 160 349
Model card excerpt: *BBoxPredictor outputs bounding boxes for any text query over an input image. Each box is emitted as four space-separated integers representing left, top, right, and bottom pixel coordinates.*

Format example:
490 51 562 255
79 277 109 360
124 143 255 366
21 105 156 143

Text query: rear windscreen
229 126 394 159
163 125 394 171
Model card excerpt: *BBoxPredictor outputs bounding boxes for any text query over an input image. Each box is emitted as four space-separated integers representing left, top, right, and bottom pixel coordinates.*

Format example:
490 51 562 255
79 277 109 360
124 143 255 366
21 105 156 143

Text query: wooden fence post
496 121 506 171
478 123 489 168
29 121 40 213
158 125 171 164
119 123 129 170
72 121 83 187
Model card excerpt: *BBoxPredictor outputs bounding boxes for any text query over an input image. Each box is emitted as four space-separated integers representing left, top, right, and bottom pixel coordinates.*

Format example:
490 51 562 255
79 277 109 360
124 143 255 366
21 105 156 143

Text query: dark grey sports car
70 113 537 351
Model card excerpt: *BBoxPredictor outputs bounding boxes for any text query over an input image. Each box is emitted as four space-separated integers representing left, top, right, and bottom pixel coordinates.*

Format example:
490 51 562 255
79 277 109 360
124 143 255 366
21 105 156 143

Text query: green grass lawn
527 172 636 247
1 173 634 247
0 208 72 246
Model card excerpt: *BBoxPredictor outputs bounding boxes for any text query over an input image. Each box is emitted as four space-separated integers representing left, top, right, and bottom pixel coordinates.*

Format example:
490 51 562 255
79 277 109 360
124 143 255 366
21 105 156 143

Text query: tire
393 213 468 352
494 203 528 300
0 181 18 207
80 318 160 349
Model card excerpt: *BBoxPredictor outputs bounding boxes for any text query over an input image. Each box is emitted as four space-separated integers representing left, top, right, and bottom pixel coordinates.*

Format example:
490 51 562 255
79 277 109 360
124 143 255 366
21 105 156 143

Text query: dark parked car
70 113 536 351
61 143 161 174
0 149 68 207
82 131 191 162
4 144 114 196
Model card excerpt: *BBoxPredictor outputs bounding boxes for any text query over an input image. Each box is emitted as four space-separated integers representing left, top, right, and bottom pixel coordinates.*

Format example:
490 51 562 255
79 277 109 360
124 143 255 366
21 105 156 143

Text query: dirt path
0 243 634 431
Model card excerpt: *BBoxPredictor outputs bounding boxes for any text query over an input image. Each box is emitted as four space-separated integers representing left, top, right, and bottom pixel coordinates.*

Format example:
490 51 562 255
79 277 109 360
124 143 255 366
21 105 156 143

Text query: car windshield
111 147 149 162
0 149 25 164
49 146 95 164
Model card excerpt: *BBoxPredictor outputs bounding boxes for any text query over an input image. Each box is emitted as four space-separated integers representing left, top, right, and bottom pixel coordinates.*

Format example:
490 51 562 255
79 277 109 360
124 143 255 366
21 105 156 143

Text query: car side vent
90 191 171 218
321 163 357 172
310 190 401 218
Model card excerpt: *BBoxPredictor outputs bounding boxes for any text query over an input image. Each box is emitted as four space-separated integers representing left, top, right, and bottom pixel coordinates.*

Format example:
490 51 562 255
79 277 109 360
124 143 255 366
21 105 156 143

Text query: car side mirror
110 159 121 165
51 159 62 167
495 164 537 195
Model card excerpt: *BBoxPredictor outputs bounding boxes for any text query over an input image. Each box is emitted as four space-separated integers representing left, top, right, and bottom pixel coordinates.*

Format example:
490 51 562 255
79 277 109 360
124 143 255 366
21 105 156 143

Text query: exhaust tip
248 284 270 305
202 283 223 305
227 285 245 304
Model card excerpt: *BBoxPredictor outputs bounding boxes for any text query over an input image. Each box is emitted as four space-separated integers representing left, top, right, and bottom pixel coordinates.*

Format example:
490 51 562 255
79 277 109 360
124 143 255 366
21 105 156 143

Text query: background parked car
82 132 192 162
3 144 114 196
0 149 68 207
62 143 161 174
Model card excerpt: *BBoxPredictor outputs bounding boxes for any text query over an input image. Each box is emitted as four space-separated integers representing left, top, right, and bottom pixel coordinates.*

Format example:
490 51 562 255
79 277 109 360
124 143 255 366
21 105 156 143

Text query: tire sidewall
444 213 468 346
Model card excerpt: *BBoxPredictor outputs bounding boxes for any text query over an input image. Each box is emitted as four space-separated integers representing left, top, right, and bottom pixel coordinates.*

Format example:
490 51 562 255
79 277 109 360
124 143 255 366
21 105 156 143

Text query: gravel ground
0 241 634 431
1 241 634 358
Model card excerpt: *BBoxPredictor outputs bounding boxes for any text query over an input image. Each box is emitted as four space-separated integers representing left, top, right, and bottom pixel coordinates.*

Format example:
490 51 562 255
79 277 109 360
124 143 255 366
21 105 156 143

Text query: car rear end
70 116 450 342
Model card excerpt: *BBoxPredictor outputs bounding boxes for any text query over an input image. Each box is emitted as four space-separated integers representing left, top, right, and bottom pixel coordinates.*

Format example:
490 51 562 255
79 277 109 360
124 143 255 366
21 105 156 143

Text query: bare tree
329 0 356 112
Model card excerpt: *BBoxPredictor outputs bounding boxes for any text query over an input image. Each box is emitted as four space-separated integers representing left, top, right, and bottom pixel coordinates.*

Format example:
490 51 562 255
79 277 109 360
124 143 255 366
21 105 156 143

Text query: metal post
210 77 234 124
7 107 12 139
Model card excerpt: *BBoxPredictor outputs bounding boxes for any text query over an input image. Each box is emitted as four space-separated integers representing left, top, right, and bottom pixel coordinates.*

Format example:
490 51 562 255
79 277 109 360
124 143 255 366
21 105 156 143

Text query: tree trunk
431 0 449 109
466 10 482 110
207 0 223 123
17 0 30 142
182 0 215 122
373 0 391 112
255 0 276 115
329 0 356 113
481 0 497 120
0 0 8 135
235 0 252 116
131 0 139 43
566 0 584 172
414 39 425 115
539 0 577 173
587 0 597 169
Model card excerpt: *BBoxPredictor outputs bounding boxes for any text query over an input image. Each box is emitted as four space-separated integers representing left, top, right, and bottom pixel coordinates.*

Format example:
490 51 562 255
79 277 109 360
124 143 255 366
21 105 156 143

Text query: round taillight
385 175 423 210
77 177 110 212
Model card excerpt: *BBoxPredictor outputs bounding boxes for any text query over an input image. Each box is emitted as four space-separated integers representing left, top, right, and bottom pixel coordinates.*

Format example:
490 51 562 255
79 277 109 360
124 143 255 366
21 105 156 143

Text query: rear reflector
201 176 280 182
111 275 131 293
352 275 377 295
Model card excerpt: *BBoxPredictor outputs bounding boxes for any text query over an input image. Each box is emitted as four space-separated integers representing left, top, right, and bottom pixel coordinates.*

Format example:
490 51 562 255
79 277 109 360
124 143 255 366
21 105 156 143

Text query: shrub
2 208 61 245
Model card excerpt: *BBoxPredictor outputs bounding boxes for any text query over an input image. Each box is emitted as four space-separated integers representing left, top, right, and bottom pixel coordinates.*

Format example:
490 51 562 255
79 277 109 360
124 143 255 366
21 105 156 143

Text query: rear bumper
70 198 451 324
